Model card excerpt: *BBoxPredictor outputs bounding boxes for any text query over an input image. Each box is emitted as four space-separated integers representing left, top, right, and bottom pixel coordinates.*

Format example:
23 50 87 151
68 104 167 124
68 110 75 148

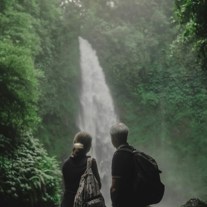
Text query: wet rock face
181 199 207 207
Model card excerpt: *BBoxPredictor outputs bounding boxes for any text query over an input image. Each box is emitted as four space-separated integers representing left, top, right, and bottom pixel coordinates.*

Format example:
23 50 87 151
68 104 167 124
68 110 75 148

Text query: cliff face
181 199 207 207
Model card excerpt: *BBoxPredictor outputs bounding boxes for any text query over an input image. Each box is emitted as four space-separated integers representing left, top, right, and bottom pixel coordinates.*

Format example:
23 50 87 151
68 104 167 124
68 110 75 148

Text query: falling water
78 37 118 206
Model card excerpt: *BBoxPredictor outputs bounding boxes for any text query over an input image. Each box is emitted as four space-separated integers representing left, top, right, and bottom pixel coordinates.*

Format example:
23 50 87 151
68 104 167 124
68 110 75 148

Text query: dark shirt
111 144 136 207
61 155 101 207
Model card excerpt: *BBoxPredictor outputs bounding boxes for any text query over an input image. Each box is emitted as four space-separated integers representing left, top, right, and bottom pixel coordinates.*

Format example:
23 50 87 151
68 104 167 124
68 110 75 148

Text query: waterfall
78 37 118 206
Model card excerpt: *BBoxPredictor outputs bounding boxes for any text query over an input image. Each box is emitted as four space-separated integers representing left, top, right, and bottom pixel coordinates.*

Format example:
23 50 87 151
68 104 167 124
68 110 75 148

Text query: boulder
181 198 207 207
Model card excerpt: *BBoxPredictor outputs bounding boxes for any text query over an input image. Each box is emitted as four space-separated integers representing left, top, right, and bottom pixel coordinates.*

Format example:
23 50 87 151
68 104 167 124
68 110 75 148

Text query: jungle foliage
174 0 207 70
35 0 81 158
0 133 60 207
0 0 64 206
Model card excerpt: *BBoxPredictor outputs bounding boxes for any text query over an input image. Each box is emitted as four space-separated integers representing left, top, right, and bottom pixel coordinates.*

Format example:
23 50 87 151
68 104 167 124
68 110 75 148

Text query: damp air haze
78 37 118 205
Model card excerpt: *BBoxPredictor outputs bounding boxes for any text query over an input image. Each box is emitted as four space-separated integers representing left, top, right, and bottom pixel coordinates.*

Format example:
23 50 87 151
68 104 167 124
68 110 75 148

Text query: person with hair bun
61 131 101 207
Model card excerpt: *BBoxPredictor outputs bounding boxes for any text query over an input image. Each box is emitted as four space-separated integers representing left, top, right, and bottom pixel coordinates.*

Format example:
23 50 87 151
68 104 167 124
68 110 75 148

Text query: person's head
72 131 92 157
110 122 129 148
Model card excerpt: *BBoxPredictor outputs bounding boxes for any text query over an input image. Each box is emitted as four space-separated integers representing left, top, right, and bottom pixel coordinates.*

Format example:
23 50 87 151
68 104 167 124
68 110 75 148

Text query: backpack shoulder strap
117 145 137 154
86 157 93 170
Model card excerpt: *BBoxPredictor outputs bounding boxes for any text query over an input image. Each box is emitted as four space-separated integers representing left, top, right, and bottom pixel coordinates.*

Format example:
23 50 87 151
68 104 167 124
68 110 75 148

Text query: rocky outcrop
181 199 207 207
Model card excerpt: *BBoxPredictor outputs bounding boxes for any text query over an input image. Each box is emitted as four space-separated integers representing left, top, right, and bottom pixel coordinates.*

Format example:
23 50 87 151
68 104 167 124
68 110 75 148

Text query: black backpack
118 146 165 206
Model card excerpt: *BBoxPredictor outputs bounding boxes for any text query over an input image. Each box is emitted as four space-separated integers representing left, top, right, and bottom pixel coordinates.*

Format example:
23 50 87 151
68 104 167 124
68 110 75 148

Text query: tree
174 0 207 70
0 1 62 205
0 6 40 138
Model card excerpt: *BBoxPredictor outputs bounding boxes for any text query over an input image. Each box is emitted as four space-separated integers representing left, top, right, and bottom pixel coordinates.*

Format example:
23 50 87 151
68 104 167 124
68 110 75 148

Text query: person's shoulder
65 155 74 161
85 155 96 162
115 144 134 154
113 145 134 160
62 156 72 169
89 156 97 164
87 156 98 169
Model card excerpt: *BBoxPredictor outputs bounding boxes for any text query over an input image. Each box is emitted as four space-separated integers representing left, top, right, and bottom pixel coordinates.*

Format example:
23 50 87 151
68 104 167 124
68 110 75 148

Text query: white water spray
78 37 118 206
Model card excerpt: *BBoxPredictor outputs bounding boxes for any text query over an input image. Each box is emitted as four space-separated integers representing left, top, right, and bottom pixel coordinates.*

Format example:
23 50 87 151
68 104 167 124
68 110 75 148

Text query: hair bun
73 143 84 149
72 143 85 158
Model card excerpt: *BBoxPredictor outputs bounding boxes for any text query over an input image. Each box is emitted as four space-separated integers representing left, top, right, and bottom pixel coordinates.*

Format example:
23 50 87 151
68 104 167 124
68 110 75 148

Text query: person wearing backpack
110 123 164 207
61 131 102 207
